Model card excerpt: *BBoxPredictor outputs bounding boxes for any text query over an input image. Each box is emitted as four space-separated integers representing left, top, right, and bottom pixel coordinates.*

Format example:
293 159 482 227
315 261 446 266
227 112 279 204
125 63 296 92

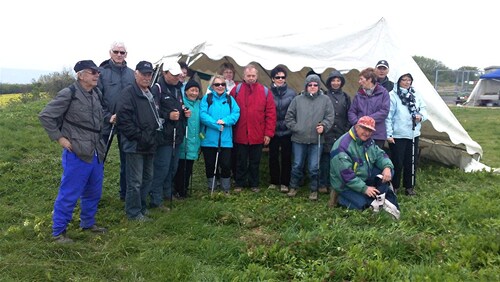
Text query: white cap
163 61 182 75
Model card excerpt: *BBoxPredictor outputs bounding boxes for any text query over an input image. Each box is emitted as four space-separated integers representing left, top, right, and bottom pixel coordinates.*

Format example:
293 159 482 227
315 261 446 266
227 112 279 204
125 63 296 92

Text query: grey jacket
285 91 335 144
39 82 106 163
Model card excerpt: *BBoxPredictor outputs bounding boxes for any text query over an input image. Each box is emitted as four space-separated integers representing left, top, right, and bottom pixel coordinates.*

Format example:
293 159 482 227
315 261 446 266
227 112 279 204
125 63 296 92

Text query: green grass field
0 100 499 281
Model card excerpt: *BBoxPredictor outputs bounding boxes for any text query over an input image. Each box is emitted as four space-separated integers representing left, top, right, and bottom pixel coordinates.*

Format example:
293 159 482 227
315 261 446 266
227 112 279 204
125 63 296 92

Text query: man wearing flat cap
375 60 394 92
116 60 162 221
39 60 107 243
329 116 400 219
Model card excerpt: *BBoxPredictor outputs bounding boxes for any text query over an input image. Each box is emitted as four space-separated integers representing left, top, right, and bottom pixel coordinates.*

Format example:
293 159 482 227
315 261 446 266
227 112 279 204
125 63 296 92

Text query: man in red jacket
231 64 276 192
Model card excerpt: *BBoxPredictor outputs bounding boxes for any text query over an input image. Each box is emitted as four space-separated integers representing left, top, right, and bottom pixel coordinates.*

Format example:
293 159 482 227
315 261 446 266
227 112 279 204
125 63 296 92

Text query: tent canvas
157 18 490 172
466 68 500 106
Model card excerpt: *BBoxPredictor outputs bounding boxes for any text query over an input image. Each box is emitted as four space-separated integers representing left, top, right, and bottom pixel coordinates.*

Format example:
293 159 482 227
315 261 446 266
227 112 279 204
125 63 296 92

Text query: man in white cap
375 60 394 92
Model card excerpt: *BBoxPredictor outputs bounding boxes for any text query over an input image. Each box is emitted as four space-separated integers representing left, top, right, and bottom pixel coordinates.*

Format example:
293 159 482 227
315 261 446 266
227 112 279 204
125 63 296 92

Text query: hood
326 70 345 91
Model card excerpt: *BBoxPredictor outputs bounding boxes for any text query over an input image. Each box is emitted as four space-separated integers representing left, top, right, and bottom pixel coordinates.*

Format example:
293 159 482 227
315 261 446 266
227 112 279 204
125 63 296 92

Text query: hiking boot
251 187 260 193
234 187 243 193
280 185 289 193
129 214 153 222
405 188 416 196
268 184 277 189
318 187 329 194
287 189 297 197
328 190 338 208
309 191 318 201
82 225 107 233
224 191 230 197
53 232 73 244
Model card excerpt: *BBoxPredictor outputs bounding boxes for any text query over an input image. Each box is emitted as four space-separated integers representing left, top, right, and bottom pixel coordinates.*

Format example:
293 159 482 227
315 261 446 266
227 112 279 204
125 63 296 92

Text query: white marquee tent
157 18 491 172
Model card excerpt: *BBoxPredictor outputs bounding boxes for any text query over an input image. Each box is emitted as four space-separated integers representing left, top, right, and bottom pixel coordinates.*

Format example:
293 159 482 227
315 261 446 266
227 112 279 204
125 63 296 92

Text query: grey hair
110 41 126 52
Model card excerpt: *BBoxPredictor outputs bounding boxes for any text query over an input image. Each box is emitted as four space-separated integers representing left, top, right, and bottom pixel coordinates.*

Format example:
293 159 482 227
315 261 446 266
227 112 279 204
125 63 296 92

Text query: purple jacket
348 84 389 140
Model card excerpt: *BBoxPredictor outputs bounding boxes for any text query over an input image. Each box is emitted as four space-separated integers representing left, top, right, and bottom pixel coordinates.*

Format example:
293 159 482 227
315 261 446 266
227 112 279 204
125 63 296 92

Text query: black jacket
151 76 187 146
270 83 296 137
116 82 159 154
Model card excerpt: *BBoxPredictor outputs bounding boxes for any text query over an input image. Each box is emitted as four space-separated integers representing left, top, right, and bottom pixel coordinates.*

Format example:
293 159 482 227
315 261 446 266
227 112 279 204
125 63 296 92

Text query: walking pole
411 117 416 191
211 126 223 196
103 124 115 164
170 125 177 210
183 124 188 197
317 122 322 192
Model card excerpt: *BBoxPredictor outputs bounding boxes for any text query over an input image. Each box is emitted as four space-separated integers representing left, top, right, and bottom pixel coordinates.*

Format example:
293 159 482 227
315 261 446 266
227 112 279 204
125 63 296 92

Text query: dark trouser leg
280 135 292 186
248 144 263 188
234 144 249 187
268 137 280 185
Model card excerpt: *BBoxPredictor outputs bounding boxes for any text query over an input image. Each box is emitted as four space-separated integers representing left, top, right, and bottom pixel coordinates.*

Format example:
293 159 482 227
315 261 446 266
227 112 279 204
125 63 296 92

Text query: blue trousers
150 145 180 206
125 153 154 218
289 142 321 191
52 150 103 236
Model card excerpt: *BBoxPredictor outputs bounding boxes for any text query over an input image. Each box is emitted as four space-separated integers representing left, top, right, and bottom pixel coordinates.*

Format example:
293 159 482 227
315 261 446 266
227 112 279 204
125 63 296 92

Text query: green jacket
330 127 393 193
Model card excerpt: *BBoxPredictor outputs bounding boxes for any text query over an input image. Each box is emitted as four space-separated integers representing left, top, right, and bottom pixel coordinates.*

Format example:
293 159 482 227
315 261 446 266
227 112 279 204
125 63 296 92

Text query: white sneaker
268 184 277 189
280 185 289 193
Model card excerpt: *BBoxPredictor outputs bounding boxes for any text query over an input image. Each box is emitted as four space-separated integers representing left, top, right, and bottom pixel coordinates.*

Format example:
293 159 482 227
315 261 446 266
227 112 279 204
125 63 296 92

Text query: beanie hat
184 79 200 92
304 74 321 89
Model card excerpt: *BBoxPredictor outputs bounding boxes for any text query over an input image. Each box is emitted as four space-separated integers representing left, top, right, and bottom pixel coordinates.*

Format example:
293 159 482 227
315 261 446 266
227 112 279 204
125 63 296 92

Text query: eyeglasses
307 83 319 87
85 69 100 75
213 83 226 87
112 50 127 55
274 76 286 80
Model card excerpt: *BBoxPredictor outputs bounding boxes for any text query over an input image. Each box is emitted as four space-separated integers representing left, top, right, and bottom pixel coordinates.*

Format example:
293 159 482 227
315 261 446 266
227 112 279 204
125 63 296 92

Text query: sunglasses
213 83 226 87
112 50 126 55
85 69 100 75
307 84 319 87
274 76 286 80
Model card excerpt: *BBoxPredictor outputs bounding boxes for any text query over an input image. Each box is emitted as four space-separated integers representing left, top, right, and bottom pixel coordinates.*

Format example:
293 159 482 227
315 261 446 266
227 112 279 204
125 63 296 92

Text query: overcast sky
0 0 497 76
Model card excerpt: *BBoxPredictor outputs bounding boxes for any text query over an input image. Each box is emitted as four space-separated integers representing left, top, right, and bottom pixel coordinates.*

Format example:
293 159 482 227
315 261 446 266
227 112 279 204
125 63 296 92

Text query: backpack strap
235 83 268 98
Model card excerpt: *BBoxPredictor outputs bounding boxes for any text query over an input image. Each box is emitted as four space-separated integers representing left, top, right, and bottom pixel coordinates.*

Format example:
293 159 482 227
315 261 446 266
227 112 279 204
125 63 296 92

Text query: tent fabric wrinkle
156 17 490 172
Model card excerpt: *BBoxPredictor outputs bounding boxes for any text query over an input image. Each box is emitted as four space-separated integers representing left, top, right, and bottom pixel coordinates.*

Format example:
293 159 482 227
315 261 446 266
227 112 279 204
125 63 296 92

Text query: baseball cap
357 116 376 131
375 60 389 69
74 60 99 73
163 62 182 76
136 61 154 73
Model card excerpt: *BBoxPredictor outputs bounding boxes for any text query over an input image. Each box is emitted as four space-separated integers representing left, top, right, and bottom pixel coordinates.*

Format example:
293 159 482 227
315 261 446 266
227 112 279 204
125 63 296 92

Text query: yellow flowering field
0 93 21 107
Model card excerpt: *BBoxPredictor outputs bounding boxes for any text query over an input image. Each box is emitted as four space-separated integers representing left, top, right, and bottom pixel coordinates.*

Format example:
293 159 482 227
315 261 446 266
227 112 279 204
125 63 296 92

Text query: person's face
164 71 180 85
80 68 100 89
330 77 342 90
212 78 226 95
135 71 152 90
375 66 389 80
223 69 234 81
399 75 412 89
306 81 319 94
186 87 199 101
244 68 258 84
355 125 374 141
179 68 188 83
358 75 373 90
110 47 127 64
272 72 286 87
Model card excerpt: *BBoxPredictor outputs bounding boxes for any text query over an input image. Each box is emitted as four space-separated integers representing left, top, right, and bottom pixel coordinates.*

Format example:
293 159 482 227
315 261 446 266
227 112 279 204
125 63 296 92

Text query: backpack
206 93 232 110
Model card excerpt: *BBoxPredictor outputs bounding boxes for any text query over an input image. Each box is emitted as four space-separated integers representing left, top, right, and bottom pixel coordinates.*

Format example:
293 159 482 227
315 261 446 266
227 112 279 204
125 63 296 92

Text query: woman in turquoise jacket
385 73 427 196
200 75 240 194
174 80 202 198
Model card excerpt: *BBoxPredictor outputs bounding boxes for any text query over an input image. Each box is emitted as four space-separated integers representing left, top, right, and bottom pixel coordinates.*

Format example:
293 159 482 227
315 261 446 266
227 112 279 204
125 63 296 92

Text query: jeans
52 150 103 236
125 153 154 219
289 142 321 191
319 151 331 188
150 145 180 206
268 135 292 186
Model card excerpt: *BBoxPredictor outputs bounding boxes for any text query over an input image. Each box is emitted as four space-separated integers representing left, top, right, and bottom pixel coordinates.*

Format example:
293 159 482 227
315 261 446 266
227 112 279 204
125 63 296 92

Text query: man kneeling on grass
329 116 400 219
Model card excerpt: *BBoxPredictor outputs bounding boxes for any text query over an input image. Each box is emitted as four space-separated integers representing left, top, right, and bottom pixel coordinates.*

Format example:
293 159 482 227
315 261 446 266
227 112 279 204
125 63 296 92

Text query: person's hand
387 137 395 144
414 114 422 122
316 123 324 134
170 110 180 121
58 137 72 152
110 114 117 124
217 120 225 131
364 186 380 198
184 108 191 118
381 167 392 183
264 136 271 146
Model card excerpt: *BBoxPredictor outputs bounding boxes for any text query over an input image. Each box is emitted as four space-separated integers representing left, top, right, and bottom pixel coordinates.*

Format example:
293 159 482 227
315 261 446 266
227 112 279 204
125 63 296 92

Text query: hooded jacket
179 94 202 160
386 84 427 139
230 81 276 144
324 70 351 152
348 84 390 140
270 83 296 137
97 59 135 135
285 89 335 144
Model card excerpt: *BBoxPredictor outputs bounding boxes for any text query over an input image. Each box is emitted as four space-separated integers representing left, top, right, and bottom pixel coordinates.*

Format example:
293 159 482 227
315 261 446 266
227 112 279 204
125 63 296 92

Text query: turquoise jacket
179 95 201 160
330 127 394 193
200 89 240 148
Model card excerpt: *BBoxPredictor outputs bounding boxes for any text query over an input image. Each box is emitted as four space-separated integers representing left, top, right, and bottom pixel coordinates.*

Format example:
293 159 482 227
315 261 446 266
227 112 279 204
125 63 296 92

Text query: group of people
39 41 427 243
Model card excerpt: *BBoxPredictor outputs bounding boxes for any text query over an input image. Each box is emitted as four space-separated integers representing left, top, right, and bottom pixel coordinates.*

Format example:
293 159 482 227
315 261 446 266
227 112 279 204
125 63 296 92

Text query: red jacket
231 82 276 145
